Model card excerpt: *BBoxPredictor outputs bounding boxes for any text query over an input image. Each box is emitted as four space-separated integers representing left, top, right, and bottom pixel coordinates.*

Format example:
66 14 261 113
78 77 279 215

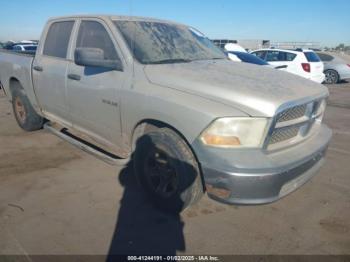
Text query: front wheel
134 128 204 213
12 88 44 131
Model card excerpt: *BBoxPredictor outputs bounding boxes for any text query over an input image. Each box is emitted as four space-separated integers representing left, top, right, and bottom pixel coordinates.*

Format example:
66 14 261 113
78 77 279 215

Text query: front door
66 20 126 148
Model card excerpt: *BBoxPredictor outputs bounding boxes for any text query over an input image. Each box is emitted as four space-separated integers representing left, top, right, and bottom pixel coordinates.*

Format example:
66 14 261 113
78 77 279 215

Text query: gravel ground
0 83 349 256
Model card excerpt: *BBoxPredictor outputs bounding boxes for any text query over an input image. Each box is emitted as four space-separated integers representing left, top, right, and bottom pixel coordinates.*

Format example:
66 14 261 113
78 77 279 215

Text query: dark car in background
317 52 350 84
226 51 271 66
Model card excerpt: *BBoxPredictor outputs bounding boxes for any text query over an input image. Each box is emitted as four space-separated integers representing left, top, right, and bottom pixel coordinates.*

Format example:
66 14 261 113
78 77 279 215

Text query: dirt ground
0 83 349 256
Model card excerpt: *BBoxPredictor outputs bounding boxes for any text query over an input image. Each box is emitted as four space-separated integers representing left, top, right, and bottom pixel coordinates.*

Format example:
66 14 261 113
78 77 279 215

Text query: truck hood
144 59 329 117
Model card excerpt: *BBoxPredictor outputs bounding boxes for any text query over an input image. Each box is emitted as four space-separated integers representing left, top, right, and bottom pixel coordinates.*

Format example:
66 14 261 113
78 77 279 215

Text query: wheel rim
144 147 178 198
325 71 337 84
14 97 26 124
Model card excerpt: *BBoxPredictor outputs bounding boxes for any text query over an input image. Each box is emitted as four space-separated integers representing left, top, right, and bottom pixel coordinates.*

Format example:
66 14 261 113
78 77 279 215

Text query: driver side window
77 21 119 61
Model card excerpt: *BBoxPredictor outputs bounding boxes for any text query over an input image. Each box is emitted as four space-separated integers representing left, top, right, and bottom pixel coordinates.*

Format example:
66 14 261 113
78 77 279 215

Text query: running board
44 122 130 166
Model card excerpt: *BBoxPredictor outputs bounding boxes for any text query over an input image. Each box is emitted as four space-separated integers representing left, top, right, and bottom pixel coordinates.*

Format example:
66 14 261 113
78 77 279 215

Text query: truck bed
0 49 37 106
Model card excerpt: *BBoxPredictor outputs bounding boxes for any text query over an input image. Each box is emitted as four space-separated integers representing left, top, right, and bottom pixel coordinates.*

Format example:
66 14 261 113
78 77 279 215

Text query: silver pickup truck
0 15 332 212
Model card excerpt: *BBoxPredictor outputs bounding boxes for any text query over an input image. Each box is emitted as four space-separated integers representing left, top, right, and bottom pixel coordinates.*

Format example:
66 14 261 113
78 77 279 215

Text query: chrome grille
266 99 325 148
276 104 307 123
269 126 300 145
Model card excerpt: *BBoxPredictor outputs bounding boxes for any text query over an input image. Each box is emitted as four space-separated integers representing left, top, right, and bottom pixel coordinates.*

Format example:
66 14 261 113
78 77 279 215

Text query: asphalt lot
0 83 349 256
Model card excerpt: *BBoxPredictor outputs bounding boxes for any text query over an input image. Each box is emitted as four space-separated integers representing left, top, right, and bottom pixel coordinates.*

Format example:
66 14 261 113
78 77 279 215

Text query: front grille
266 99 324 148
269 126 300 145
276 104 307 123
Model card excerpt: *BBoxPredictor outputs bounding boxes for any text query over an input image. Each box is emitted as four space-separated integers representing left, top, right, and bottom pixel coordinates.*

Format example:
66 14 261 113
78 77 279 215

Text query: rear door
265 51 289 70
66 19 126 148
33 20 75 126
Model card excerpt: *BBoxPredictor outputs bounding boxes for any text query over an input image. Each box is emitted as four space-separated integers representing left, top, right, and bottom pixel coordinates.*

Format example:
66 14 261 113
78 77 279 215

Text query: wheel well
9 78 23 97
131 119 175 151
325 69 338 74
131 119 206 191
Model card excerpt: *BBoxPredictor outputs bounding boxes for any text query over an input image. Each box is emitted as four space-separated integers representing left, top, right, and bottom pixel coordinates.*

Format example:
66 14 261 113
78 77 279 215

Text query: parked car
13 44 38 53
316 52 350 84
226 51 275 68
3 42 35 50
251 48 325 83
0 15 332 213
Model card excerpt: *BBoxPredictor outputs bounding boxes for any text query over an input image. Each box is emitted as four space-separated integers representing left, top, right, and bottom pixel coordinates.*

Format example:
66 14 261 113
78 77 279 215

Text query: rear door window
43 21 74 59
285 52 297 61
304 52 321 62
76 21 119 61
266 51 296 62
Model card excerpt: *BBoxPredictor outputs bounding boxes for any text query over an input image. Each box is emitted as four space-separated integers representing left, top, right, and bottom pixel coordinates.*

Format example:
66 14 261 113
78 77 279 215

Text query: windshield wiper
211 57 227 60
191 57 227 62
145 58 192 64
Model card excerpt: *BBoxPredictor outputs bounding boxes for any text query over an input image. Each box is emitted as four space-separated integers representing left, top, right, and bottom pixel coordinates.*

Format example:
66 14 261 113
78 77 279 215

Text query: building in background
236 40 271 51
212 39 238 49
270 41 321 50
212 39 270 51
212 39 322 51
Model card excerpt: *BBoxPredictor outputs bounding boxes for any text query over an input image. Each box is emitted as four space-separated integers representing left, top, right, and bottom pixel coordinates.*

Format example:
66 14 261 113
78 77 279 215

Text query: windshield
230 51 269 65
114 20 226 64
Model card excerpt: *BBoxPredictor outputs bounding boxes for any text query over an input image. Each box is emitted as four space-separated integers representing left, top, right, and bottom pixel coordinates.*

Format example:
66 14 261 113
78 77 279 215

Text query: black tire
11 87 43 131
134 127 204 213
324 70 339 84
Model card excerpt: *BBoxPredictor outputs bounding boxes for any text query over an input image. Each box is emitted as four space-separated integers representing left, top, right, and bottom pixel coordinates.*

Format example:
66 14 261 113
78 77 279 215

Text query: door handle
67 74 81 81
33 65 43 72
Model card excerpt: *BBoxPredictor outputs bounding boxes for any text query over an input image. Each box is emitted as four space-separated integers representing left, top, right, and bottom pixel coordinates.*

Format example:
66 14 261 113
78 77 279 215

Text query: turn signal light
202 134 241 147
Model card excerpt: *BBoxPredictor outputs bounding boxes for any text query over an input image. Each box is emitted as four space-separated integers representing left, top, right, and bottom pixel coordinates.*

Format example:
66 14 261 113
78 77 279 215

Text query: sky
0 0 349 47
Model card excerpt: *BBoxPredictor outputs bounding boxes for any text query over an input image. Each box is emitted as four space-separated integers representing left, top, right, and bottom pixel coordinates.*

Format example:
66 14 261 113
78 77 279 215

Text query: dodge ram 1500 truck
0 15 332 212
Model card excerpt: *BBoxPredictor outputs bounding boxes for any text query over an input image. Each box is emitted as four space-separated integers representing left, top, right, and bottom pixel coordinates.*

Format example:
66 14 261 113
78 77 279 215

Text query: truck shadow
107 135 198 258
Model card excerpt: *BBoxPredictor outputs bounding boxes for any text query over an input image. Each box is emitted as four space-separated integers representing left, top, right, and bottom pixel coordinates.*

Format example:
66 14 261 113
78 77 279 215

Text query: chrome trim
44 122 130 166
263 95 327 150
275 116 310 129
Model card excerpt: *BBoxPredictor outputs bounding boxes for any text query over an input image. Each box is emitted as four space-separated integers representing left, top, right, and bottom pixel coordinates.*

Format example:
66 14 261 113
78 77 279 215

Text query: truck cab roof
49 14 186 27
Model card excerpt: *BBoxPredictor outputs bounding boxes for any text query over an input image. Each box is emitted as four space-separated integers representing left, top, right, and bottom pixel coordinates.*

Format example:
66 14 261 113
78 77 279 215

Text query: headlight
200 117 269 148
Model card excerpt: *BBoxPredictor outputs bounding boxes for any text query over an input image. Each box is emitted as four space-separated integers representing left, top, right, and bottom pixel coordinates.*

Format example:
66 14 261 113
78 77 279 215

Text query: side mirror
275 65 288 70
74 48 123 71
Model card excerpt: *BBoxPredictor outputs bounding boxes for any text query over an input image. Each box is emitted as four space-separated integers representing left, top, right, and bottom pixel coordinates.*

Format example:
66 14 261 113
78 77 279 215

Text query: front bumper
193 125 332 205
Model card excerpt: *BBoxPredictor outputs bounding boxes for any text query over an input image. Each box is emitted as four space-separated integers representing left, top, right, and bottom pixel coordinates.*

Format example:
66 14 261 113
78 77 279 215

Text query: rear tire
133 127 204 213
324 70 339 84
12 88 43 131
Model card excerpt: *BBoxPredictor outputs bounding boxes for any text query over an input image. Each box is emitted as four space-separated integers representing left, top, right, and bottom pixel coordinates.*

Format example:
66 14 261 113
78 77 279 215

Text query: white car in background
251 48 325 83
12 44 37 53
